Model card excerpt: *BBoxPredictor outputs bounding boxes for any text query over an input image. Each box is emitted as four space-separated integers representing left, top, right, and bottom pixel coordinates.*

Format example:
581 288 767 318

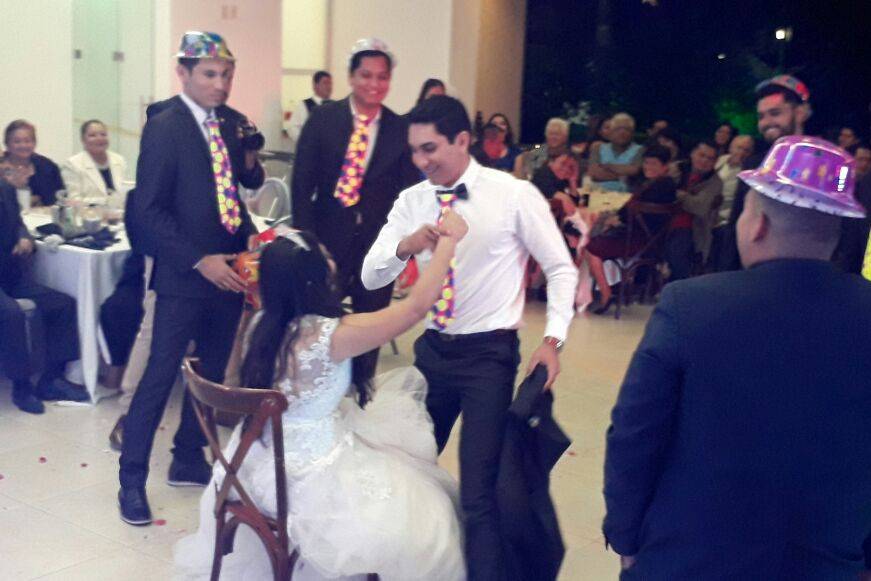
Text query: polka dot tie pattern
429 189 462 330
333 114 374 207
205 117 242 233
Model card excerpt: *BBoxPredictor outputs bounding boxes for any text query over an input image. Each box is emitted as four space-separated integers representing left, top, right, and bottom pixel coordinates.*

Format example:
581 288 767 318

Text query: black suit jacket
129 95 264 298
291 97 418 273
0 180 33 287
498 365 570 581
25 153 65 206
604 260 871 580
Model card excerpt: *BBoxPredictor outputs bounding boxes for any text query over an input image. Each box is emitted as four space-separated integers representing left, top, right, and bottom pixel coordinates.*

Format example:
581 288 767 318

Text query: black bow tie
435 183 468 200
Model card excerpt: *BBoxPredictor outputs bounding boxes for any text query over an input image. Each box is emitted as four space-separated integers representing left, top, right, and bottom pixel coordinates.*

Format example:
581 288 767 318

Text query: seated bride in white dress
174 212 469 581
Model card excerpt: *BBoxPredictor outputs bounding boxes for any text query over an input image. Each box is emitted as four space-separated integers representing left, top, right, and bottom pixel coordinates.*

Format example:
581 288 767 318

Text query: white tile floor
0 301 654 580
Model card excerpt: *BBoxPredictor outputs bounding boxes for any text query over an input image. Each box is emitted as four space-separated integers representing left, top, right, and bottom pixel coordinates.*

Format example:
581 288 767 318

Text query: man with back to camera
604 136 871 579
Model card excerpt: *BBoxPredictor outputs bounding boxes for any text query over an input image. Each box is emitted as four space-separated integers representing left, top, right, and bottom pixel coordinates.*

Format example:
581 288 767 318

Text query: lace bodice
274 315 352 473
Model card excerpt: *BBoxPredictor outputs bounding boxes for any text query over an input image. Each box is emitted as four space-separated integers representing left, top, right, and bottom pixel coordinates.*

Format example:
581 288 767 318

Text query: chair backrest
248 177 291 221
182 358 290 551
623 201 681 260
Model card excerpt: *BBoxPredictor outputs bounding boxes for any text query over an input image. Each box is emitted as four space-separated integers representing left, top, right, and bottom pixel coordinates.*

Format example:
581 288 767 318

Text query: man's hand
195 254 246 293
620 555 637 570
396 224 441 260
526 340 561 389
247 234 259 251
11 238 34 257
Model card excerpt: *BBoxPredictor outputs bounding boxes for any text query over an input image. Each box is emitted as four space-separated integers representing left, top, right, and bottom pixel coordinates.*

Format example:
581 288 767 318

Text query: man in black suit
0 180 83 414
292 38 418 383
118 31 264 525
604 136 871 579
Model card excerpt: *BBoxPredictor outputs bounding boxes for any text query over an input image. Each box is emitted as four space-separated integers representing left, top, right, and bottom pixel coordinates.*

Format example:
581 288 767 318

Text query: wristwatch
543 336 564 352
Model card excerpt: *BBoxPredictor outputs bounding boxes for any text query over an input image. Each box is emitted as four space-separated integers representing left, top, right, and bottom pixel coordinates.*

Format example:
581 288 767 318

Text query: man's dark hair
756 85 802 106
349 50 392 74
177 57 198 73
642 144 672 165
313 70 331 84
693 139 719 153
408 95 472 143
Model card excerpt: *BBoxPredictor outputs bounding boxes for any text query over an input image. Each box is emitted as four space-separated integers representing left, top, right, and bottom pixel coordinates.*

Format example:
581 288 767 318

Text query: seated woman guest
585 145 677 314
586 112 642 192
713 121 736 157
470 121 521 173
415 78 446 107
515 117 570 179
0 120 65 208
61 119 127 203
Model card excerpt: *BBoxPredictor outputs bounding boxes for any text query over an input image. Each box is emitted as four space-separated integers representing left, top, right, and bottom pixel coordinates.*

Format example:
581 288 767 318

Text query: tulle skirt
173 367 466 581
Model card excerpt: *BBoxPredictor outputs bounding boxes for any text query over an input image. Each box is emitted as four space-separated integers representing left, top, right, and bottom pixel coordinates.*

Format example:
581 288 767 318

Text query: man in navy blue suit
118 32 264 525
604 136 871 580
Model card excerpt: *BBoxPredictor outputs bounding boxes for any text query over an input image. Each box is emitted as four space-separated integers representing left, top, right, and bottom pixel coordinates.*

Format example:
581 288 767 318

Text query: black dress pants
100 284 145 366
0 277 78 383
415 329 521 581
119 292 242 489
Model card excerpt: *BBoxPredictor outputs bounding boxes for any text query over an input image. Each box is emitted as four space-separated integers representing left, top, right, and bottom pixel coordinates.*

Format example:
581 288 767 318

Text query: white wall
0 0 74 162
329 1 453 114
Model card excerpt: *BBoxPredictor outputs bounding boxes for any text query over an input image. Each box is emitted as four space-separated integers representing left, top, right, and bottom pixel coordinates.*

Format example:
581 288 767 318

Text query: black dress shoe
12 392 45 415
35 378 90 402
167 458 212 487
118 487 152 526
109 415 125 452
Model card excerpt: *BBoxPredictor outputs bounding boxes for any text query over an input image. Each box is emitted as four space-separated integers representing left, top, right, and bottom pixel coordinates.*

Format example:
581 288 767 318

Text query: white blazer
62 150 127 201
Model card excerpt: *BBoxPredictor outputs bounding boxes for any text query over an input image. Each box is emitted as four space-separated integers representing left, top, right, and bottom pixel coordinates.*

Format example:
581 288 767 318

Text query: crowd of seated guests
0 117 129 413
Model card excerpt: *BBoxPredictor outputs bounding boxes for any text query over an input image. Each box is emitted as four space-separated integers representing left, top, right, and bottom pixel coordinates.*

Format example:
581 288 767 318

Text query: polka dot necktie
429 184 468 331
205 117 241 234
333 114 374 207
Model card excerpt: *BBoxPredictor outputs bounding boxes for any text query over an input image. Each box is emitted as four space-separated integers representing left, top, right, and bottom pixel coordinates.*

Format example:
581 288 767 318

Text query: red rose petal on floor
80 463 88 468
0 474 4 480
154 519 167 526
38 457 47 463
567 450 577 457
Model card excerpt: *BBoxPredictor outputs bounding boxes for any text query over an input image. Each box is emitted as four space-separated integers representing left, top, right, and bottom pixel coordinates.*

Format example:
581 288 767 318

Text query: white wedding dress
174 315 465 580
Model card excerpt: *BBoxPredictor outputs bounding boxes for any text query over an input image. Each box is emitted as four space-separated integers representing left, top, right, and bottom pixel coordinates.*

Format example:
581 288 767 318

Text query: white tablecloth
22 212 131 402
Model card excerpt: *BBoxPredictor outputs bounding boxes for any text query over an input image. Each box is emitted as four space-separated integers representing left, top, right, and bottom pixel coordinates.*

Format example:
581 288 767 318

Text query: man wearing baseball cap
604 136 871 578
291 38 418 385
716 74 812 271
119 31 264 525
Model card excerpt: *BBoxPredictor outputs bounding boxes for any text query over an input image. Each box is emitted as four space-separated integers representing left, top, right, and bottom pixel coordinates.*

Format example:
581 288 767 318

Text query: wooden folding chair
613 202 680 319
182 358 379 581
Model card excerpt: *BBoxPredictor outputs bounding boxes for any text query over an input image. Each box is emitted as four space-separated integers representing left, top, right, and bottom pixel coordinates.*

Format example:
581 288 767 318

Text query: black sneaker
12 392 45 415
118 487 152 526
36 378 90 402
167 458 212 487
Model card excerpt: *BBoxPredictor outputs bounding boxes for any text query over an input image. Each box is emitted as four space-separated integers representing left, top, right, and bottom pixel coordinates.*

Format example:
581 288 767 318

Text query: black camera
239 117 265 151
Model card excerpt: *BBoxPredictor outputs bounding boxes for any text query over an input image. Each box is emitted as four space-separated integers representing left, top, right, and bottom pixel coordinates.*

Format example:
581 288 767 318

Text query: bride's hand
438 210 468 242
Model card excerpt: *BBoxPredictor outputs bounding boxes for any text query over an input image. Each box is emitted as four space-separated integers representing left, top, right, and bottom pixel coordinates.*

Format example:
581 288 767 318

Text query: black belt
424 328 517 343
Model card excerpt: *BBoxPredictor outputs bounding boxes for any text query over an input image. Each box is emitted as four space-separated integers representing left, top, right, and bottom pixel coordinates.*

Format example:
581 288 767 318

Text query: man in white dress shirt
362 95 577 580
286 70 332 151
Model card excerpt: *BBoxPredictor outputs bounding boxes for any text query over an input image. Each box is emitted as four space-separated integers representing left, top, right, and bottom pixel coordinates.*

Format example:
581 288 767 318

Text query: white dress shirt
179 92 213 142
362 158 578 341
287 95 323 148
